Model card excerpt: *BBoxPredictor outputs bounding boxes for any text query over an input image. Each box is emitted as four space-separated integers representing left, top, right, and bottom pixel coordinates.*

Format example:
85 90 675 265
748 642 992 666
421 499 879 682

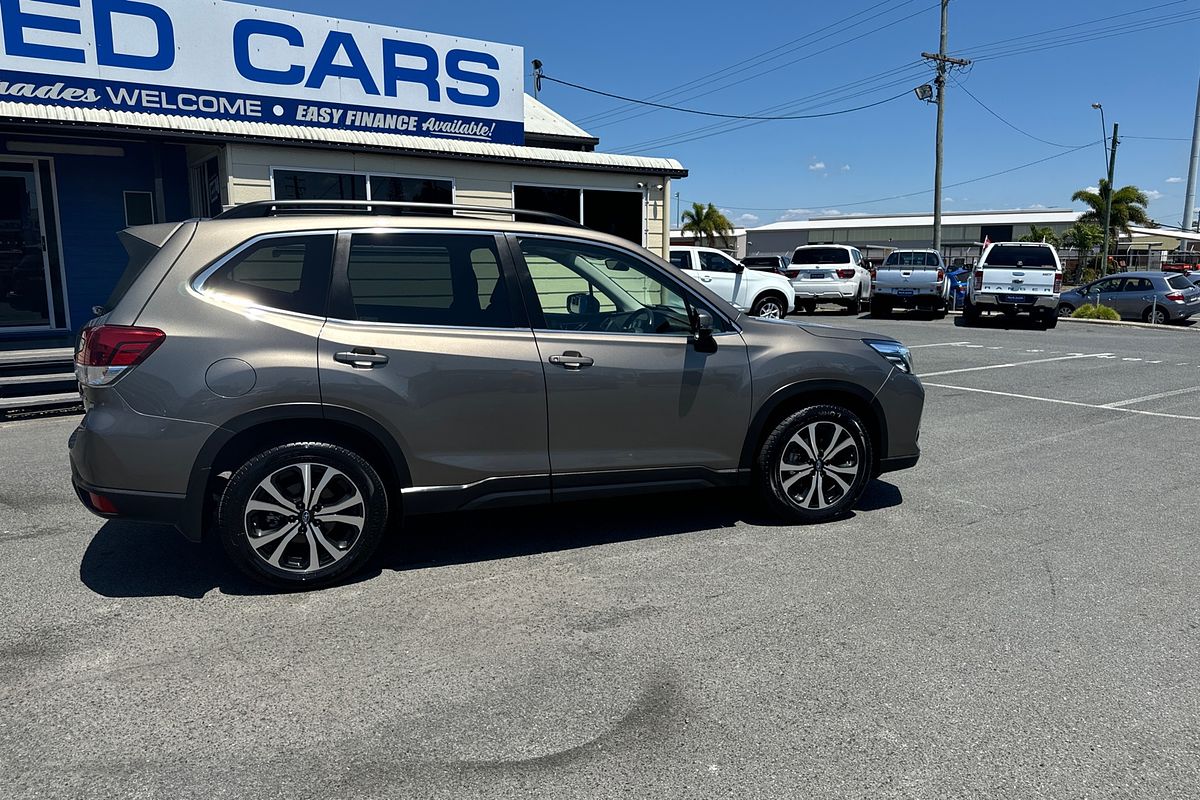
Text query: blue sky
249 0 1200 228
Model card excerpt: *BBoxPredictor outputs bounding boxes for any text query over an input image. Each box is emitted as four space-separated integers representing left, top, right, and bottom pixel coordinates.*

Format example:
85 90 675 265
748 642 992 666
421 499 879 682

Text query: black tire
845 291 863 315
1057 304 1075 318
962 297 981 325
802 301 817 315
756 405 873 524
1144 306 1169 325
750 292 788 320
217 442 390 590
869 298 891 317
1041 309 1058 330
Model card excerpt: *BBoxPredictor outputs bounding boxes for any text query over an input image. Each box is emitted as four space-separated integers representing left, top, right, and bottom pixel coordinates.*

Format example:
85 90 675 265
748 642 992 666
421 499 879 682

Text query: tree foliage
1071 180 1153 238
680 202 735 249
1018 225 1060 247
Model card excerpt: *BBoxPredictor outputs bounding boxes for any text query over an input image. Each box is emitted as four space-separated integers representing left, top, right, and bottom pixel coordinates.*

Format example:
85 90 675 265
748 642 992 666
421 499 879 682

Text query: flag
982 235 991 247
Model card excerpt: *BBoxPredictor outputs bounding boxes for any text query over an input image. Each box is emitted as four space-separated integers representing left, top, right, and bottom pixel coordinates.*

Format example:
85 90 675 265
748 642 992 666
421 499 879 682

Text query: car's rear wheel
801 301 817 315
217 442 389 590
870 298 892 317
1145 306 1169 325
750 293 788 319
962 297 981 325
756 405 873 524
845 290 863 315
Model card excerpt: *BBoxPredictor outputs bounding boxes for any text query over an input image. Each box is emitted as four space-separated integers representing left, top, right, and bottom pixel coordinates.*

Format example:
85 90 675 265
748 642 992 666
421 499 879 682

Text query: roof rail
215 200 586 228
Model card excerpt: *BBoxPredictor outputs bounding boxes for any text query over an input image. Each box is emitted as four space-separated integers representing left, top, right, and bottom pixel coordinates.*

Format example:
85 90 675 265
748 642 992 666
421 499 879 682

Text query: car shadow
952 314 1049 331
79 481 903 599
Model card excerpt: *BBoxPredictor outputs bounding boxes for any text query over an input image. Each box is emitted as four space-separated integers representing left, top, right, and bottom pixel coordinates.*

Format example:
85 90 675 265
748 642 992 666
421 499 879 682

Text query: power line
950 76 1088 149
537 73 914 121
690 142 1100 213
583 2 939 130
1124 135 1193 142
575 0 928 126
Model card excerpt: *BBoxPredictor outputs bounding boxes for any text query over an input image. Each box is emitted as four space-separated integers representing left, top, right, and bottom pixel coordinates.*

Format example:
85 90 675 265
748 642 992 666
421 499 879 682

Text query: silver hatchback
69 201 924 589
1057 271 1200 324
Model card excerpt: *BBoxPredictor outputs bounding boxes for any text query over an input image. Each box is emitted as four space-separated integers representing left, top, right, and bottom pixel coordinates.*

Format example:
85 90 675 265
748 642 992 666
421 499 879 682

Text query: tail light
936 268 945 284
76 324 165 387
785 268 801 279
837 269 856 280
870 267 878 287
973 271 984 291
1166 292 1185 302
1053 273 1063 293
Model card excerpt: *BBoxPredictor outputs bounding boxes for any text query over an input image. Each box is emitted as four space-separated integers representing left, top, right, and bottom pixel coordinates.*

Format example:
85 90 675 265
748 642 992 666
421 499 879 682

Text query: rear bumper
792 279 859 303
71 468 188 532
972 294 1057 311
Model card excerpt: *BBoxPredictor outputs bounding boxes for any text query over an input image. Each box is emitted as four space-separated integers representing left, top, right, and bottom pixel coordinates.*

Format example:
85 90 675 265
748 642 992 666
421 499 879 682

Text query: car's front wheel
756 405 873 524
750 293 788 319
217 442 390 590
1057 303 1075 317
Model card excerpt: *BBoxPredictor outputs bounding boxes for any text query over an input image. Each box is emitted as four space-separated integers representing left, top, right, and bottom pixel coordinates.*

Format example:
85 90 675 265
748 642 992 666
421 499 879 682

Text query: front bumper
873 369 924 475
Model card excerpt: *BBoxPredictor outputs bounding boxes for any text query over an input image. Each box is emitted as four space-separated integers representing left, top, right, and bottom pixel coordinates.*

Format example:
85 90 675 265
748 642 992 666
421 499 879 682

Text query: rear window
884 251 939 267
1167 274 1193 291
204 234 335 316
792 247 851 265
743 257 780 268
981 245 1056 268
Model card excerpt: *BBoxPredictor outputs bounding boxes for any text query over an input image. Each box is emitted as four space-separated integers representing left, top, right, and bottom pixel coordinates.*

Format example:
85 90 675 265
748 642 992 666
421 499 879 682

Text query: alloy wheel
757 300 785 319
243 463 366 574
777 421 861 510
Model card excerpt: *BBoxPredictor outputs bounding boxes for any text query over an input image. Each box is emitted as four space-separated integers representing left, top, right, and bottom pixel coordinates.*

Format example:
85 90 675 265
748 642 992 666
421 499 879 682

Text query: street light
1092 103 1118 276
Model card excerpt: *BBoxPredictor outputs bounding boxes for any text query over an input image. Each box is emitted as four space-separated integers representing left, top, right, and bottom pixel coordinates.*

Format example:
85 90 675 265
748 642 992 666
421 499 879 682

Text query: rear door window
669 251 693 270
1120 277 1154 293
204 234 335 316
792 247 851 265
342 233 513 328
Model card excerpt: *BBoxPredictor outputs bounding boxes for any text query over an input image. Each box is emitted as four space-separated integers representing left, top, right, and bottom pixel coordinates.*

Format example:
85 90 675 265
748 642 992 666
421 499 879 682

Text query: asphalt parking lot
2 313 1198 800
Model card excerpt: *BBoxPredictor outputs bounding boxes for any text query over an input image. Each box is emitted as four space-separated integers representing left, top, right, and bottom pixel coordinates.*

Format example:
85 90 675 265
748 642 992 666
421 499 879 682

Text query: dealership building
0 0 685 347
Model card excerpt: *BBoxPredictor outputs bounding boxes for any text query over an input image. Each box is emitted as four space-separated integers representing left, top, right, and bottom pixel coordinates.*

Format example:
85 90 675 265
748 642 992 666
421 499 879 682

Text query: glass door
0 161 53 330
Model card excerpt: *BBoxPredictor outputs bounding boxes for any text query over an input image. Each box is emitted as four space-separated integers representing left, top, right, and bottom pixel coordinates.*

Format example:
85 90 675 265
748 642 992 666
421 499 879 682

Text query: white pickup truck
964 241 1063 329
870 249 950 317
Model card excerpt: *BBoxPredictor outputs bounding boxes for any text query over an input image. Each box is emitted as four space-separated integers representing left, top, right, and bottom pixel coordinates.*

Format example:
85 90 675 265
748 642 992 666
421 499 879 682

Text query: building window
271 169 454 206
123 191 155 226
514 185 644 245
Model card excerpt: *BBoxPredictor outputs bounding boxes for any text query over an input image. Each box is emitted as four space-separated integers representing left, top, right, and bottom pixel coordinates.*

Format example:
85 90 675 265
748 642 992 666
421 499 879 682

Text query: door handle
334 348 389 369
549 351 594 370
700 276 713 282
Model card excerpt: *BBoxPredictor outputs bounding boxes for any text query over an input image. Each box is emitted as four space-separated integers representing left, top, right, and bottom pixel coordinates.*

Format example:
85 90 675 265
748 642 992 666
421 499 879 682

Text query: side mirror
566 293 600 316
694 309 715 337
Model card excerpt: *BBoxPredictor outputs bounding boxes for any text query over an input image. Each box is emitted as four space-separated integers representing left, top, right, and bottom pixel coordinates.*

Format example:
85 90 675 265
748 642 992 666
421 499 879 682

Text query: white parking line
919 353 1111 378
909 341 973 349
1104 384 1200 408
924 383 1200 421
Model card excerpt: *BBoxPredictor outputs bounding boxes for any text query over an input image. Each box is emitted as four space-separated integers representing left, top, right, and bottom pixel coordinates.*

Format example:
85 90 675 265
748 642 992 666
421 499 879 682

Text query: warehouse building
0 0 685 346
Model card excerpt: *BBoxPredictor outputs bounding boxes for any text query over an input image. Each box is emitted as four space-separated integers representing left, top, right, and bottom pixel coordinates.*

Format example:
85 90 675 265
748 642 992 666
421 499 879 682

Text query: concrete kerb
943 310 1200 333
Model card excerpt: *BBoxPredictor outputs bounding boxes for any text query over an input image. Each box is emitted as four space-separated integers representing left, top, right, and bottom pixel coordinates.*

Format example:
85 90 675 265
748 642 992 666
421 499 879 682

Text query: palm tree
1071 181 1153 240
1060 221 1104 282
1018 225 1060 247
680 202 735 249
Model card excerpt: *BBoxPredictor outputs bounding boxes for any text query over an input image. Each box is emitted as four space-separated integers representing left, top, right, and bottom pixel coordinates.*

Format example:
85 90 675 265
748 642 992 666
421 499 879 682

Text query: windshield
884 252 939 267
982 245 1056 268
792 247 851 266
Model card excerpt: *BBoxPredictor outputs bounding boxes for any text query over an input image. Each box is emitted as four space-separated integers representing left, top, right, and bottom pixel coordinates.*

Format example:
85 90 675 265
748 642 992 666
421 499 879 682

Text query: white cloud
1083 186 1099 194
841 164 852 172
818 208 844 216
808 161 826 171
731 213 760 227
1145 190 1164 201
778 208 812 221
943 197 955 203
1167 177 1184 184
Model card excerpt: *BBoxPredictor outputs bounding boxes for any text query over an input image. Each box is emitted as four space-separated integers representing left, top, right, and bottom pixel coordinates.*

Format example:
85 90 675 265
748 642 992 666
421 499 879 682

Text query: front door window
0 162 51 329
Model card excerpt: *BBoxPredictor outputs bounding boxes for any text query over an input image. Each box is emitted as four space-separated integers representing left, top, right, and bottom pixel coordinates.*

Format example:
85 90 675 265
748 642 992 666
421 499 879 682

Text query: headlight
865 339 913 374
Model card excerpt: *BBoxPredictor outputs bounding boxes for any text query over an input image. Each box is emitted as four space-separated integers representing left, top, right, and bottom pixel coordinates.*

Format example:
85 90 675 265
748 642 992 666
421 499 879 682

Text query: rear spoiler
94 222 195 317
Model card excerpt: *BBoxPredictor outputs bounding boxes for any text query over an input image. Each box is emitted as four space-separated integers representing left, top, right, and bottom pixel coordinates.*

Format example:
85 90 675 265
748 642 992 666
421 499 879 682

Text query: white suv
788 245 872 314
670 246 795 318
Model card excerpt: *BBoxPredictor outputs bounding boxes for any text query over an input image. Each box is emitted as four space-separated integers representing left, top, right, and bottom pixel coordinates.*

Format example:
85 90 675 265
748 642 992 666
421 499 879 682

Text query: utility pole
1100 123 1119 276
1183 75 1200 234
923 0 970 256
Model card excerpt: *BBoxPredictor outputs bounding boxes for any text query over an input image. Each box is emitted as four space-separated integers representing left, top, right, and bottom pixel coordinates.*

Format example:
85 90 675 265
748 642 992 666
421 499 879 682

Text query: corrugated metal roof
523 94 595 141
0 98 685 176
1129 225 1200 243
752 209 1081 232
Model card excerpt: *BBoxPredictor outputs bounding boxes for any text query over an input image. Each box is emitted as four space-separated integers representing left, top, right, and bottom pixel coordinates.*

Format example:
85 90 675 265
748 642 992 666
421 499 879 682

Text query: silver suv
69 201 925 589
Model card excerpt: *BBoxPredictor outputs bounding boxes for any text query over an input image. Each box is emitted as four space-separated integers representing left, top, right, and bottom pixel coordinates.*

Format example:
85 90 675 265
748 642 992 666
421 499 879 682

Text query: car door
511 234 754 487
1090 276 1123 314
318 229 550 494
697 249 745 307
